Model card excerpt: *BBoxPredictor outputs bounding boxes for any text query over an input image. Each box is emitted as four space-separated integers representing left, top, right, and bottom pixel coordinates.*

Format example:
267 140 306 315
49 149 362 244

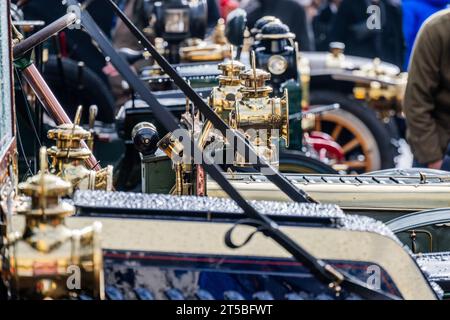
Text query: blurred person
111 0 148 50
300 0 324 49
241 0 314 51
330 0 404 68
403 0 449 70
207 0 222 27
300 0 324 21
313 0 342 51
105 0 149 109
404 9 450 170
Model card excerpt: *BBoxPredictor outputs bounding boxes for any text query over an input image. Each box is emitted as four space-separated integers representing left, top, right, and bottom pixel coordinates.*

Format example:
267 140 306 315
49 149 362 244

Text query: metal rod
64 0 400 300
102 0 314 204
13 13 77 58
21 64 100 171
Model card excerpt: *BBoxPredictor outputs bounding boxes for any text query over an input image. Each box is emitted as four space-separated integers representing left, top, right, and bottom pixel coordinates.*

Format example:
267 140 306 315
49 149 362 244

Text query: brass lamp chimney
209 47 246 122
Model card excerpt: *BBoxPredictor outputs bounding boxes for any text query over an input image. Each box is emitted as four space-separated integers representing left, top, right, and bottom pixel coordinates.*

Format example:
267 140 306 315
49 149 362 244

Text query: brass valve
8 148 104 300
47 106 113 191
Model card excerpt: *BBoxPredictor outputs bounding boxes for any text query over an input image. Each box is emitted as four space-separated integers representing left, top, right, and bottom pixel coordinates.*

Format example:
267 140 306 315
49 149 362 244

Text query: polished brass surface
157 132 195 196
204 52 290 169
209 55 245 122
352 58 407 116
180 43 229 62
228 53 289 167
47 106 113 192
87 105 98 151
8 148 104 300
157 132 185 161
179 20 231 62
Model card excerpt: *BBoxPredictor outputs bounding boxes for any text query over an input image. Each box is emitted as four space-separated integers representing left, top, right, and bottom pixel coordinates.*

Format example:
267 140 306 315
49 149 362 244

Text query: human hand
428 160 443 170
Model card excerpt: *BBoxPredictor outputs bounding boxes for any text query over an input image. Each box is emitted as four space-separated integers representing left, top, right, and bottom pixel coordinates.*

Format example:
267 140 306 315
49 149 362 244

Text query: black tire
310 90 395 172
42 56 115 123
279 150 337 174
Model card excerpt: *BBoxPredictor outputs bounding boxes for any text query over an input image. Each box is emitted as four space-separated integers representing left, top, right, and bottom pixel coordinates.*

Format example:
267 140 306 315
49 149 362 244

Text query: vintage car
113 8 406 194
5 0 450 301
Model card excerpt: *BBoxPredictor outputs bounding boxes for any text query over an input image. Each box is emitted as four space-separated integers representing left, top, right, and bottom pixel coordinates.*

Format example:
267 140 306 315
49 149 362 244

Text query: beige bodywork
207 176 450 212
10 214 437 300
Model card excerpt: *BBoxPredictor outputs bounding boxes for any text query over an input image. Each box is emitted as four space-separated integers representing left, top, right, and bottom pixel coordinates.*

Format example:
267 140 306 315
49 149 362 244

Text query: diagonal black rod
104 0 315 204
73 1 279 219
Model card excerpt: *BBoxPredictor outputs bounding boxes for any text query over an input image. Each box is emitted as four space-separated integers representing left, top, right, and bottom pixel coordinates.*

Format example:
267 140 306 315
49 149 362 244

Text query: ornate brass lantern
229 54 289 167
7 148 104 300
47 107 113 191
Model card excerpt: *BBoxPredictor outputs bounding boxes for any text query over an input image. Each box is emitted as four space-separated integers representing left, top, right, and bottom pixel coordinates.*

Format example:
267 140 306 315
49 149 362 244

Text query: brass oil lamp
7 148 104 300
229 53 289 168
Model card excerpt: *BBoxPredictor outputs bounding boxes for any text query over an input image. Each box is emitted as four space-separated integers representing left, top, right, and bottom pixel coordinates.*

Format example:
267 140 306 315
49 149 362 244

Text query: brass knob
329 42 345 57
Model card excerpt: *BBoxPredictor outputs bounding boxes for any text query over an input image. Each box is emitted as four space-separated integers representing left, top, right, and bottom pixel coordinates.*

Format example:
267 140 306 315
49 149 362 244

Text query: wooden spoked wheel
314 108 381 173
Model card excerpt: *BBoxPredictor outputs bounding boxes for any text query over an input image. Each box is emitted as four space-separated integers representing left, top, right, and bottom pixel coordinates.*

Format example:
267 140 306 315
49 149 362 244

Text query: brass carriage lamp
9 148 104 300
229 53 289 167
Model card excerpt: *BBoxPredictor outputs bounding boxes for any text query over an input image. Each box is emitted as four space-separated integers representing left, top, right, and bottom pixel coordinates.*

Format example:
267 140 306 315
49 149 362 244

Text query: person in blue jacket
403 0 449 70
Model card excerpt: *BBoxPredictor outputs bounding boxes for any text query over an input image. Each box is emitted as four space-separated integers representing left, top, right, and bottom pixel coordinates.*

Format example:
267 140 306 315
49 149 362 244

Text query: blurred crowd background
20 0 450 84
237 0 449 71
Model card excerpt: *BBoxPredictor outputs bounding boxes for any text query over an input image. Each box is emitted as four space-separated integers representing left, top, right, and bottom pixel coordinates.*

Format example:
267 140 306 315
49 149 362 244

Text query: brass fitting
47 106 113 191
239 68 273 97
229 52 289 167
325 42 346 69
209 52 246 122
157 133 195 196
